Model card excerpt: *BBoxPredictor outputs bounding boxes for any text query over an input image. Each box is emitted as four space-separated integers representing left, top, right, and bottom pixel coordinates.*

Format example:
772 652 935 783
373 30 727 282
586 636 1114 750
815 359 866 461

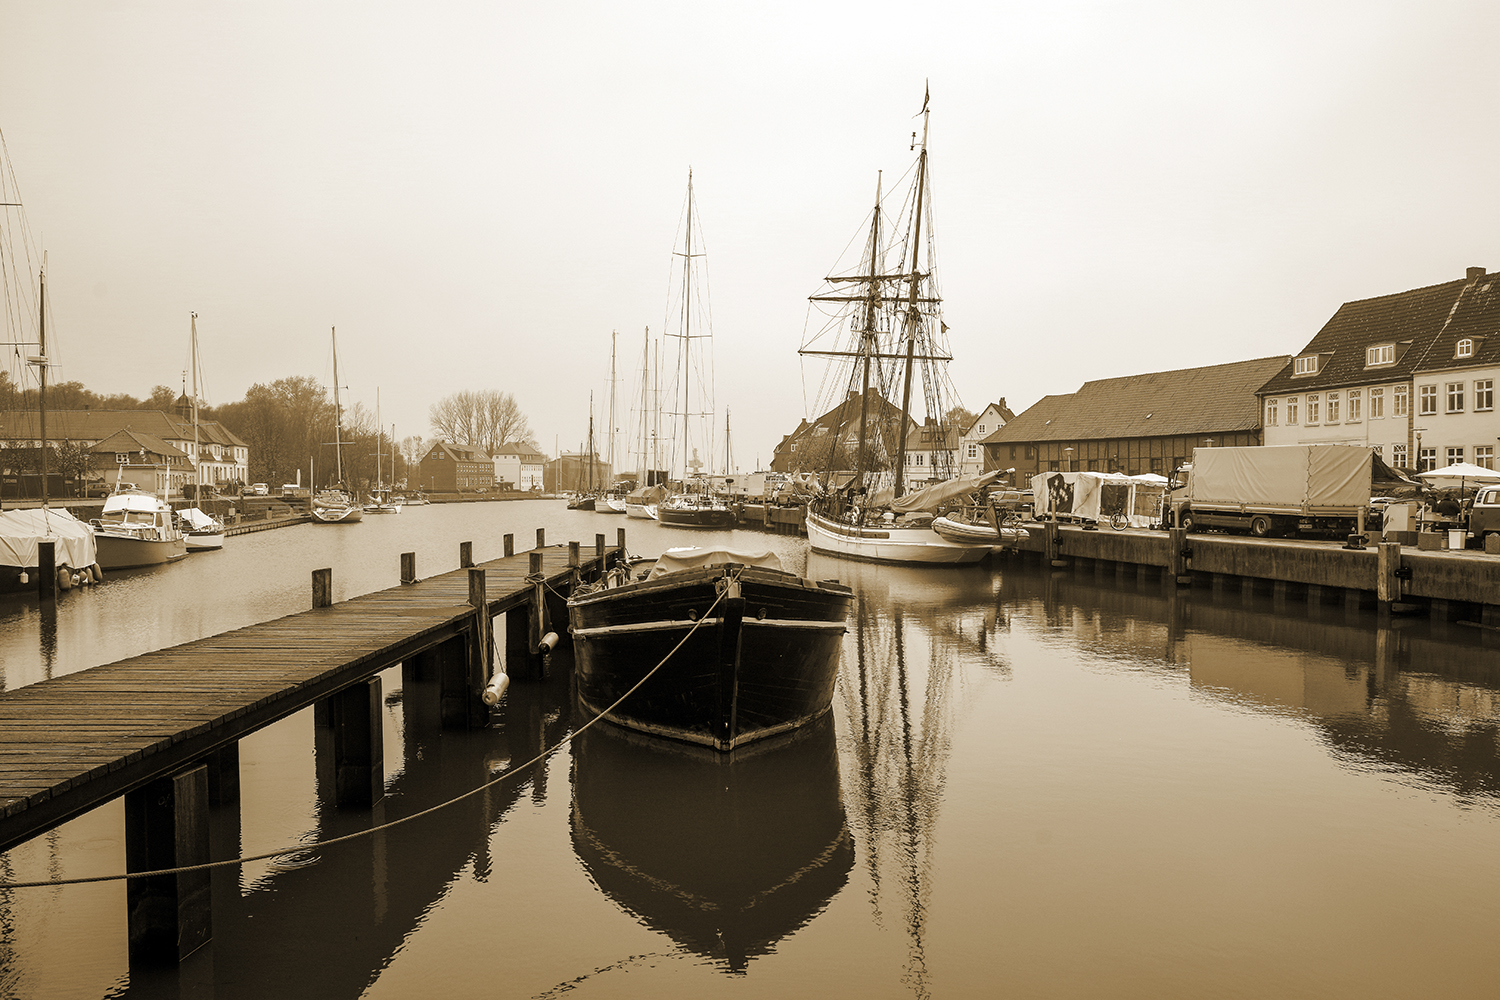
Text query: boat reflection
570 714 852 974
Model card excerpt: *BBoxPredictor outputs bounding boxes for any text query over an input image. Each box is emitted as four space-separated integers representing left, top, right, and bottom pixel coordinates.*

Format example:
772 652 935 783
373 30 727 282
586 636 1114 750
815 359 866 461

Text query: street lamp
1415 427 1427 471
1064 446 1074 472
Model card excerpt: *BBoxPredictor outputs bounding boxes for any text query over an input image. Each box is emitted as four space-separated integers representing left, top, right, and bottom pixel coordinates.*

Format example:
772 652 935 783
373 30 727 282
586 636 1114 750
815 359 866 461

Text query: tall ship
798 92 998 564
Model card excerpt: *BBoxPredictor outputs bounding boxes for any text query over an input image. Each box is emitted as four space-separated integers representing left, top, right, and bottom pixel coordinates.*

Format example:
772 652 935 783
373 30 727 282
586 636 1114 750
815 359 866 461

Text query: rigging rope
0 565 746 891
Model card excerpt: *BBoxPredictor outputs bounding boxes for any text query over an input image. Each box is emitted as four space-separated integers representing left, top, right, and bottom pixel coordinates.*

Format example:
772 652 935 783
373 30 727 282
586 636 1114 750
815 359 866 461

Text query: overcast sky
2 1 1497 473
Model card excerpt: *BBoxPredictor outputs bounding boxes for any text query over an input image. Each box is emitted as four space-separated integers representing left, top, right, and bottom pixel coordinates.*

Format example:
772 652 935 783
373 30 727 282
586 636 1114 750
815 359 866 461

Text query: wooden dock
0 527 624 959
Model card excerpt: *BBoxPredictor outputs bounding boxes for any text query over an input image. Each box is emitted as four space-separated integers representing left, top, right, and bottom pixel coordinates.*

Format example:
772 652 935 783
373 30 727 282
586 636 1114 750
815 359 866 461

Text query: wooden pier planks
0 545 612 853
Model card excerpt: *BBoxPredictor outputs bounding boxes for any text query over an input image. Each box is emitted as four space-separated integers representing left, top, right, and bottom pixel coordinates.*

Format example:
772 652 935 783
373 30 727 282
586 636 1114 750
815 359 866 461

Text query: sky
2 0 1498 475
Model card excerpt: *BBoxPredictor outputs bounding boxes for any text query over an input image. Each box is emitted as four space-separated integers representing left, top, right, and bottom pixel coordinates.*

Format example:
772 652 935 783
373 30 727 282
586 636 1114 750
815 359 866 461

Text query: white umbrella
1417 462 1500 488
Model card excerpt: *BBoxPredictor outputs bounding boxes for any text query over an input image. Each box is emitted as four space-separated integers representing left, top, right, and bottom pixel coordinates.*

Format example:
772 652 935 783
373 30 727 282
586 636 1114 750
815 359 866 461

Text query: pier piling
125 766 212 964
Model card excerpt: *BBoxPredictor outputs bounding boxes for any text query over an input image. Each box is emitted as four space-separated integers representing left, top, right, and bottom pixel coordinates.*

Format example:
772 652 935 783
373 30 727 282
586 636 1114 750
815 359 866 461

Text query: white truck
1168 444 1390 538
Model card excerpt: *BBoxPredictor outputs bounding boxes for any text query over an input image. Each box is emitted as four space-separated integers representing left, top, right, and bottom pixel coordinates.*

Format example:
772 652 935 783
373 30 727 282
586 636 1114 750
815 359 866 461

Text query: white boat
0 507 101 593
364 488 402 514
363 399 401 514
177 506 225 551
799 92 995 565
311 327 364 524
92 485 188 569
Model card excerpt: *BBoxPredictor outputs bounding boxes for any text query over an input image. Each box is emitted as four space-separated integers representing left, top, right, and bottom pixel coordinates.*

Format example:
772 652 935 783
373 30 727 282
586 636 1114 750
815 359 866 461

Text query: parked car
249 483 269 496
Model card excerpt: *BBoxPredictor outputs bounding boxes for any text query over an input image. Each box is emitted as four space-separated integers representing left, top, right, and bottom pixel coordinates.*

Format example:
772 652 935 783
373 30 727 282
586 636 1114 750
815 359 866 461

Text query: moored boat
311 489 365 523
176 506 226 550
568 545 852 751
0 507 101 593
623 484 665 519
91 486 188 569
656 488 737 529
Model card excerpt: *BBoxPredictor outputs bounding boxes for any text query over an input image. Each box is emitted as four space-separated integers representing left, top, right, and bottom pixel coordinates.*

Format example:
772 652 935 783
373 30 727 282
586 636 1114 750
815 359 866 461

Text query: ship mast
331 327 344 488
679 172 694 480
190 312 200 496
892 95 930 498
37 265 48 506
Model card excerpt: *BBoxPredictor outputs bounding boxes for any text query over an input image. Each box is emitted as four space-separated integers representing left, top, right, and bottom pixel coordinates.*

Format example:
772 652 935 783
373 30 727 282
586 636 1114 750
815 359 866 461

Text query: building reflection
1004 565 1500 803
569 714 852 974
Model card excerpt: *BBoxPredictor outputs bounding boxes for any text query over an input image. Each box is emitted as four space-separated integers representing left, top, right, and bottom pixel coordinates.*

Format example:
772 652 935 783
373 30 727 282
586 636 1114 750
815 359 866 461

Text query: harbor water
4 499 1500 998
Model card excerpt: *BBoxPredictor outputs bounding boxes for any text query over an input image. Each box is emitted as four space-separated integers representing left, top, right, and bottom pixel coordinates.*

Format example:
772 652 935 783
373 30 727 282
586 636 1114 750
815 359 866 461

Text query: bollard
536 527 545 549
504 532 514 557
400 552 417 585
460 541 473 568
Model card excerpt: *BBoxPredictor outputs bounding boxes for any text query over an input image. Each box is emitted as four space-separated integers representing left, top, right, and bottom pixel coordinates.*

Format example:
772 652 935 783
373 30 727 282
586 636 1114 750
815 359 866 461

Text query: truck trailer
1168 444 1400 538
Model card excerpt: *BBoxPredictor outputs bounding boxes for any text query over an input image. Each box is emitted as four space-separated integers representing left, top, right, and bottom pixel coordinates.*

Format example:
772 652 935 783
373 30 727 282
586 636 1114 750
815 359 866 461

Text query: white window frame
1293 355 1319 376
1477 445 1495 470
1447 446 1465 466
1394 385 1409 416
1457 339 1475 358
1306 394 1320 424
1370 387 1384 419
1392 444 1407 467
1286 397 1299 424
1365 344 1395 366
1447 382 1465 413
1419 384 1438 416
1327 392 1340 423
1477 379 1494 411
1347 390 1361 422
1265 398 1278 425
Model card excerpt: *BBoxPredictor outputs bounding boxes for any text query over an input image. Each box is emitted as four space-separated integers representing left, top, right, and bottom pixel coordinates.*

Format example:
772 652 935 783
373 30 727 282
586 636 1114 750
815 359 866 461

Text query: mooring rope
0 565 745 891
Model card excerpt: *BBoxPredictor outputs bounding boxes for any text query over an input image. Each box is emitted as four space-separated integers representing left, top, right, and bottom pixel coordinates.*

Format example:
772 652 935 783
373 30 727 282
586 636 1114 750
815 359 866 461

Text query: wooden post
595 533 605 575
37 539 56 602
617 527 626 560
536 527 545 550
1377 541 1401 611
504 533 514 557
1169 527 1190 585
312 568 333 608
460 541 473 569
204 742 240 807
511 551 550 682
568 541 580 567
125 765 212 964
326 678 385 806
400 552 417 585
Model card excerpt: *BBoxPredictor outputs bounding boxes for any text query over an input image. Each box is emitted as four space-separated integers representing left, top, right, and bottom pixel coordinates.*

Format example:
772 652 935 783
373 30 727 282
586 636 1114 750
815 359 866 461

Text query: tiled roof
88 428 188 458
0 409 247 448
984 356 1290 443
494 441 546 458
1257 267 1500 395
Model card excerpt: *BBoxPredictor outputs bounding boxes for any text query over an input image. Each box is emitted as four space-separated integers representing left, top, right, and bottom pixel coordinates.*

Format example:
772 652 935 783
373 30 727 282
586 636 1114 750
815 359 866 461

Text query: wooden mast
331 327 344 489
190 312 200 497
36 265 48 506
892 94 930 498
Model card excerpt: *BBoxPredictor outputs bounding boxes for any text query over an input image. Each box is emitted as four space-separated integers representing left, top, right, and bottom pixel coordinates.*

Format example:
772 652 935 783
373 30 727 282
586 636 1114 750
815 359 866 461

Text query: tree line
1 369 534 491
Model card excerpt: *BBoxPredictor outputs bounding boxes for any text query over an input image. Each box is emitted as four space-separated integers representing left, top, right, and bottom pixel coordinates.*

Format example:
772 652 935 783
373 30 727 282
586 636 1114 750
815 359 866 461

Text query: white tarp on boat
646 546 785 580
177 507 222 531
1030 471 1165 527
0 507 98 570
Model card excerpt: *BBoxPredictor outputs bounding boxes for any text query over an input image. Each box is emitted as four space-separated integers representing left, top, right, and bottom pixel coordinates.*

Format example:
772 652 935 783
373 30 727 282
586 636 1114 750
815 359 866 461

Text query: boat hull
94 533 188 570
806 509 991 564
184 531 224 551
624 502 657 519
311 505 364 523
657 504 737 529
930 515 1030 546
569 564 851 751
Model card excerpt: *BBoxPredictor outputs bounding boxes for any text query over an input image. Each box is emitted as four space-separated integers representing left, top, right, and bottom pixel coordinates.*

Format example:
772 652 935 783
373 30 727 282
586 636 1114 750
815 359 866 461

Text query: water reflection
113 663 575 999
1011 566 1500 804
569 715 852 974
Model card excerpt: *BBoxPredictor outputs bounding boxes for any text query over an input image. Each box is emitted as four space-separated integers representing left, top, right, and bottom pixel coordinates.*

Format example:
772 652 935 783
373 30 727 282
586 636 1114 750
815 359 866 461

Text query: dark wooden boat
655 491 737 529
567 546 852 751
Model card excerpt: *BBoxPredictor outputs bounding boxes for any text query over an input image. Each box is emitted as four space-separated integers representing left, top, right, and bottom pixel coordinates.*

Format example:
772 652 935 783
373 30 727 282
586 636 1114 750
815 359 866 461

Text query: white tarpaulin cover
646 546 785 580
868 470 1003 513
1030 472 1163 527
0 507 97 570
1186 445 1373 508
177 507 222 531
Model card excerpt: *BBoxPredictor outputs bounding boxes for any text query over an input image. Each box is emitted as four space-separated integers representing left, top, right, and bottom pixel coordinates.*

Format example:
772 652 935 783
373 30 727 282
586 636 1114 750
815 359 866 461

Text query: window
1478 446 1495 470
115 453 129 464
1366 344 1395 366
1394 385 1409 416
1392 444 1407 467
1294 355 1319 376
1370 387 1384 419
1306 394 1320 424
1448 447 1465 466
1048 461 1059 471
1327 392 1340 423
1420 447 1437 472
1150 457 1162 474
1087 459 1099 472
1009 446 1017 459
1025 446 1035 459
1419 384 1438 415
1348 390 1361 422
1477 380 1494 411
1457 339 1475 358
977 424 986 435
966 444 977 458
1447 382 1465 413
1265 398 1278 425
1286 397 1299 424
1371 444 1383 458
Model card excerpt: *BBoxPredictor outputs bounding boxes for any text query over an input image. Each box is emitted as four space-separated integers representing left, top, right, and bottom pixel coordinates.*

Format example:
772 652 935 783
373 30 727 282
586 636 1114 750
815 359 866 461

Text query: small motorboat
176 506 226 551
91 486 188 569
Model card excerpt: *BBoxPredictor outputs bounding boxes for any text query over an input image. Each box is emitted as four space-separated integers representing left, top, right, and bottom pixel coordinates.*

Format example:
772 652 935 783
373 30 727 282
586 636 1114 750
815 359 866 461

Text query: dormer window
1293 355 1319 376
1365 344 1395 366
1456 338 1475 358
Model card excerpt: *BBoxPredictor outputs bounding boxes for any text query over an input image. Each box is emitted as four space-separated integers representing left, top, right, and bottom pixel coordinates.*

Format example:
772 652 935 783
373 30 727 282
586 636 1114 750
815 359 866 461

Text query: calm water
4 501 1500 998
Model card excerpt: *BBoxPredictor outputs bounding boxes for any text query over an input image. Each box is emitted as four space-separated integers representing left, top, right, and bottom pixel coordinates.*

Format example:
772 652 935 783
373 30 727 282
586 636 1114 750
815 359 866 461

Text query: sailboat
310 327 364 524
623 327 666 518
179 312 225 550
363 393 401 514
656 172 736 530
799 92 998 564
566 396 598 510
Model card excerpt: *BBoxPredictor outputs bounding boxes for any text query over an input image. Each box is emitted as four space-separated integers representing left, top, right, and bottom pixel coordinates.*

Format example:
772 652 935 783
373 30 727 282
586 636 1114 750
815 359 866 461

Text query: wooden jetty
0 527 626 963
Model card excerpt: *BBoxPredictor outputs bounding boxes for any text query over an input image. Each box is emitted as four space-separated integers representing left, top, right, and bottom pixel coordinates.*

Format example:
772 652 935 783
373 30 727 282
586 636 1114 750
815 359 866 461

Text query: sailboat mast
375 387 382 490
892 101 931 498
724 407 732 476
587 392 595 492
190 312 200 496
636 327 650 484
608 330 618 471
37 265 47 505
680 171 694 481
331 326 344 487
853 173 882 487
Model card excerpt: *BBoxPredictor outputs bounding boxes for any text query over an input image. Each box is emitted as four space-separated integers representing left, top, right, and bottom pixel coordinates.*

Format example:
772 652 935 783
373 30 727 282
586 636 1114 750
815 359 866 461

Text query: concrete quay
999 522 1500 624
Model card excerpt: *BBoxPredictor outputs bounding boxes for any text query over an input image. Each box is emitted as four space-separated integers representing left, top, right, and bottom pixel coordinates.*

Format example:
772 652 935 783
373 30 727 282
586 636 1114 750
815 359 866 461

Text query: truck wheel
1179 513 1195 533
1250 515 1272 538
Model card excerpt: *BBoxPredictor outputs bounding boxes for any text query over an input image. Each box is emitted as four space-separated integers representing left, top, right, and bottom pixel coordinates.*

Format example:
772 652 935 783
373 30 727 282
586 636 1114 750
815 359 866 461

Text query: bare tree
429 389 532 455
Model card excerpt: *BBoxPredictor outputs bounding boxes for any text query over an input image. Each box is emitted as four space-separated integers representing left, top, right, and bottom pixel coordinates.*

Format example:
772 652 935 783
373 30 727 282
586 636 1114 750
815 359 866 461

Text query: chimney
1467 266 1486 281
